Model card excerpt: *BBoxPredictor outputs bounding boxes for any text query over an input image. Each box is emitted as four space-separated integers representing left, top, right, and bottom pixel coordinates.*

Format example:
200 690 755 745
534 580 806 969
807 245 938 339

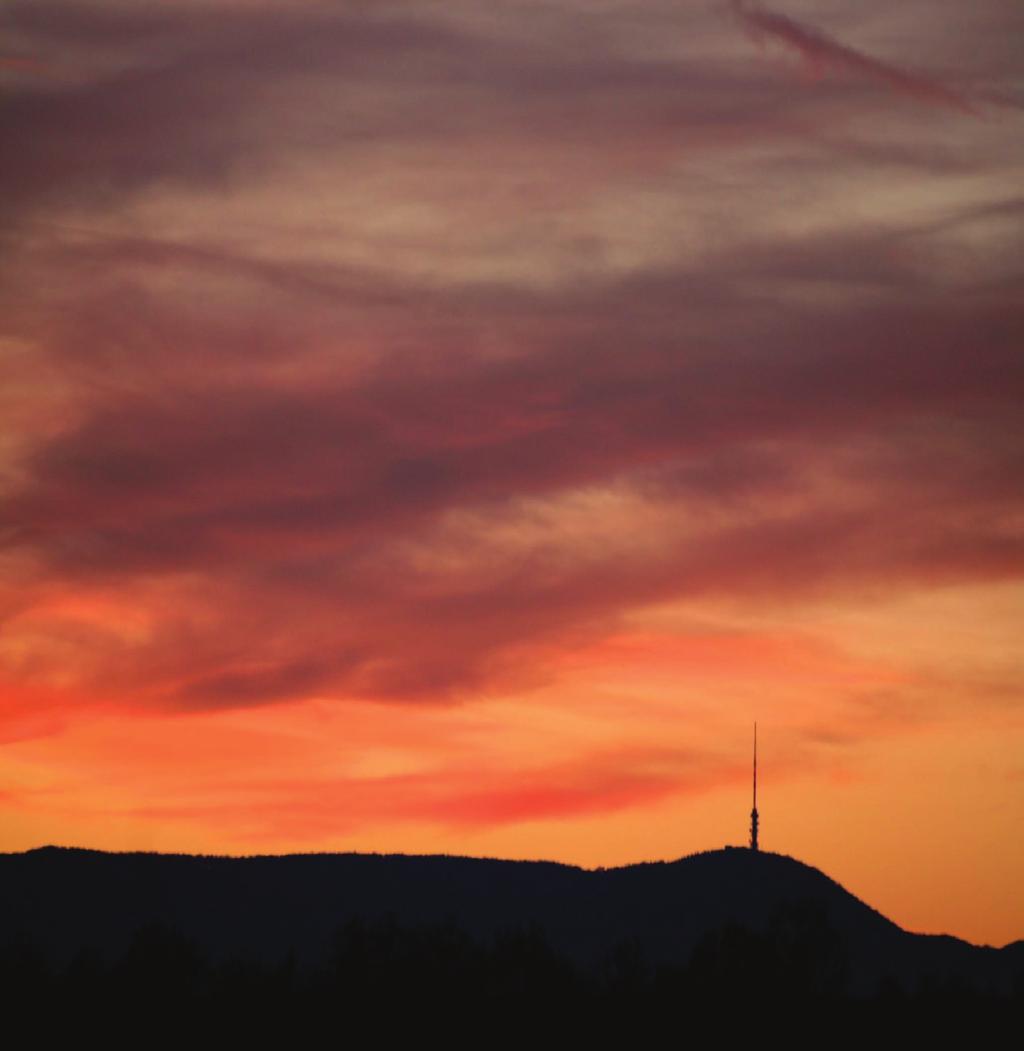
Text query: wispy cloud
731 1 991 113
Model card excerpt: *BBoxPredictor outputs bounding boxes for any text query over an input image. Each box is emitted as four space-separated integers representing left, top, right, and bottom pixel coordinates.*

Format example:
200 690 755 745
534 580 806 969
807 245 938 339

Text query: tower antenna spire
749 722 759 851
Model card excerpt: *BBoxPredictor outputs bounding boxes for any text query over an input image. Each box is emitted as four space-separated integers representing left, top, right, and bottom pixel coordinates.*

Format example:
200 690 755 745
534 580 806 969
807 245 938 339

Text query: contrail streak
730 1 980 115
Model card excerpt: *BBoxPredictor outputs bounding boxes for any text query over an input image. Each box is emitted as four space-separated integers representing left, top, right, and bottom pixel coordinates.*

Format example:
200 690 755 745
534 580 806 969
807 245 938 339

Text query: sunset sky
1 0 1022 947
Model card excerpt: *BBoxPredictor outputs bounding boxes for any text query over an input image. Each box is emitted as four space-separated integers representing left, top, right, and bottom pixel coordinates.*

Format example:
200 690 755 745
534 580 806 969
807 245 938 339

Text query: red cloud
94 743 749 840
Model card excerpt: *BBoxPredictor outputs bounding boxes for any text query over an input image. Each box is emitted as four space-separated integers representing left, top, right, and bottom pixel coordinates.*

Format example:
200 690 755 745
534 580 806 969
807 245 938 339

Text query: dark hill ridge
2 845 1019 996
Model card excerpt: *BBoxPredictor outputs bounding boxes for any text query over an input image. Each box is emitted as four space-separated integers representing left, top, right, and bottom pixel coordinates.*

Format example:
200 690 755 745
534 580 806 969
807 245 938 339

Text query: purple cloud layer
1 0 1021 715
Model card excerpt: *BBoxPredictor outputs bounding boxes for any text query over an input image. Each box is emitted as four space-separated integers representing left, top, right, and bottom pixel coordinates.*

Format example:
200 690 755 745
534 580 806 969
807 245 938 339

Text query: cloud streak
732 1 993 113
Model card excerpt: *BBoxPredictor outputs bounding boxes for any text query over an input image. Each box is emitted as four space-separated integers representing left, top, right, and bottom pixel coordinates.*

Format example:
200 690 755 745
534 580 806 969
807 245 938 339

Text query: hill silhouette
3 843 1020 1008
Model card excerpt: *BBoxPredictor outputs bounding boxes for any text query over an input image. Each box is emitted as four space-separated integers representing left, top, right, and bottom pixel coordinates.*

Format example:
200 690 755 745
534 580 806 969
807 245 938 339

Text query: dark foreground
3 845 1021 1035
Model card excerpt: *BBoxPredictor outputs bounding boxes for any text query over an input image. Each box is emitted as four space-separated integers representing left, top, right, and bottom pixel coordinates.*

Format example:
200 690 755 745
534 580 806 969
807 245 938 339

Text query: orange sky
1 0 1022 947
